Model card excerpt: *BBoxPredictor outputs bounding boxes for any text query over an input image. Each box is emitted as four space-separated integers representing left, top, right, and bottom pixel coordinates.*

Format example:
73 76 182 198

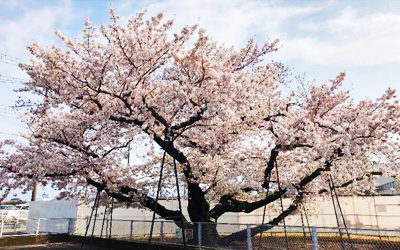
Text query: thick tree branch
109 115 143 126
171 105 207 131
143 97 169 129
262 143 312 188
218 194 303 245
264 113 286 122
218 168 386 245
209 188 287 220
211 147 339 221
2 165 187 226
318 171 383 194
132 130 211 223
2 165 85 179
102 137 135 158
43 137 99 158
262 145 280 188
218 170 386 245
110 108 211 223
86 178 187 225
314 121 339 134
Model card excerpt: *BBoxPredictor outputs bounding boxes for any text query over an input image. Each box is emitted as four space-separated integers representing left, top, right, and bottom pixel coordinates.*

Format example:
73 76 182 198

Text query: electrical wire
0 52 30 70
0 114 19 119
0 59 20 67
0 132 21 137
0 74 29 82
0 53 29 63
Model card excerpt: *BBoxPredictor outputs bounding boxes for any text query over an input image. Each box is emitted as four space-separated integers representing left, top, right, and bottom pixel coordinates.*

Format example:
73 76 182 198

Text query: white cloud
286 7 400 67
298 22 321 32
0 0 76 62
115 1 400 68
0 0 77 138
116 0 326 48
0 0 33 9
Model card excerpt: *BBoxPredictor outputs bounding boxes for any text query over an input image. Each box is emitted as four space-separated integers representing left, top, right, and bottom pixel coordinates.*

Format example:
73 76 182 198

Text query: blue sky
0 0 399 201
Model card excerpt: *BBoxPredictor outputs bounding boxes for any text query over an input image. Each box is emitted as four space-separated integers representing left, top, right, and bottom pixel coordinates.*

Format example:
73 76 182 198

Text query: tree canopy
0 9 399 237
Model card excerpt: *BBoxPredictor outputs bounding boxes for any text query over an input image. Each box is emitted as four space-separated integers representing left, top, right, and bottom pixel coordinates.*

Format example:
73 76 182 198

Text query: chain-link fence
1 217 400 249
73 219 400 249
312 226 400 250
0 218 72 237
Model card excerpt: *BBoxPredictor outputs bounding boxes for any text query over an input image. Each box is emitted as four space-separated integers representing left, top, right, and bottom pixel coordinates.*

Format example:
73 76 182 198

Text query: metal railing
1 217 400 249
0 218 73 237
76 219 400 249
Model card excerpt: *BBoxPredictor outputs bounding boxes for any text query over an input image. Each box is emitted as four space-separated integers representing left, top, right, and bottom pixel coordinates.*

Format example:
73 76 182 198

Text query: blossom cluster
0 9 399 213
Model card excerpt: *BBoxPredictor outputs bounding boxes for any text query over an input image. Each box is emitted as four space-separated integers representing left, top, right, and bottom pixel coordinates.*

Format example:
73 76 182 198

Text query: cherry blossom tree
1 9 400 244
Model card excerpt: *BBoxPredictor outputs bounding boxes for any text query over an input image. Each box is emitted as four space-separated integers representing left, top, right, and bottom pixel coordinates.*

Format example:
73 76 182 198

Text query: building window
377 181 395 192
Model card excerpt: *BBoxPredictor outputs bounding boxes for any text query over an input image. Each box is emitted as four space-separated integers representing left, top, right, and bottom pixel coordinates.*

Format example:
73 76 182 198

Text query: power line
0 107 31 115
0 108 17 113
0 107 24 118
0 53 29 63
0 79 25 84
0 74 30 82
0 59 19 67
0 113 19 118
0 52 30 67
0 113 18 118
0 106 18 110
0 105 33 109
0 108 19 116
0 114 19 119
0 78 29 84
0 132 21 137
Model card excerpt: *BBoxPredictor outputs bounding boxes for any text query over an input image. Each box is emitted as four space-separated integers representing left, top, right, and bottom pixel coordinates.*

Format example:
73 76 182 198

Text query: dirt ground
1 235 400 250
0 243 111 250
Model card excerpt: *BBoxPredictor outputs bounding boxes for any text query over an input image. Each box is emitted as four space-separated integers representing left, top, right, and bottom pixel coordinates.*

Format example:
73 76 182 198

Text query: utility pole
127 143 130 165
31 183 37 201
32 89 48 202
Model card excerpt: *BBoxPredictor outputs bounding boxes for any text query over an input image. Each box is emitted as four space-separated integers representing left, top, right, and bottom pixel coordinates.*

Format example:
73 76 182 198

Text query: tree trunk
185 181 221 247
187 222 220 247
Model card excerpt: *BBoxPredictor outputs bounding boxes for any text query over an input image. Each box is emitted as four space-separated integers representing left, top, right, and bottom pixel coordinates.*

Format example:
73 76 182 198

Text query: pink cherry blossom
0 9 399 237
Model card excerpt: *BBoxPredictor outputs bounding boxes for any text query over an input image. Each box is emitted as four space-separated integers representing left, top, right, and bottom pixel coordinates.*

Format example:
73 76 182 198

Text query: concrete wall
77 199 239 223
29 196 400 230
239 196 400 229
29 199 78 219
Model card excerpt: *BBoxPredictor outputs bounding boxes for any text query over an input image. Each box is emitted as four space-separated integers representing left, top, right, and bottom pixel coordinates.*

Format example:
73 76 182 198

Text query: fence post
36 219 41 235
130 220 133 241
0 211 4 237
247 224 252 250
105 219 108 238
68 219 74 234
312 227 318 250
160 221 164 243
198 222 202 248
67 219 71 234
